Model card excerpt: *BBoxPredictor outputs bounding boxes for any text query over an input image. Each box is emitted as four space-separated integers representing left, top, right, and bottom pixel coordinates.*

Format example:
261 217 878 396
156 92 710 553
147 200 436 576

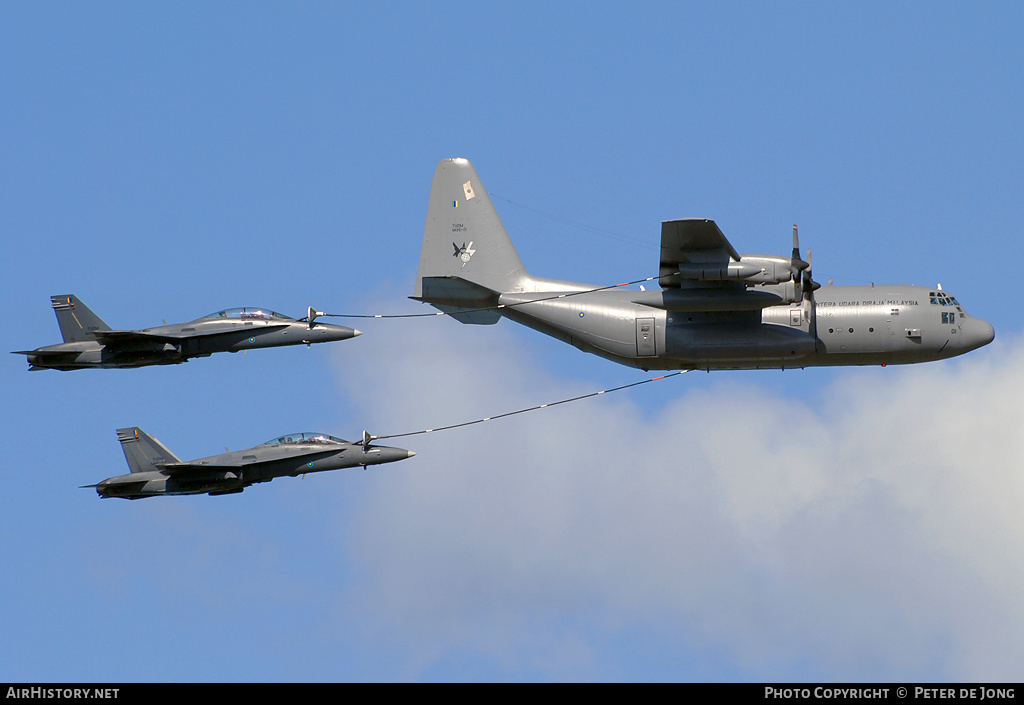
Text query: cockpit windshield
929 290 969 321
928 292 961 307
264 432 349 446
203 307 292 321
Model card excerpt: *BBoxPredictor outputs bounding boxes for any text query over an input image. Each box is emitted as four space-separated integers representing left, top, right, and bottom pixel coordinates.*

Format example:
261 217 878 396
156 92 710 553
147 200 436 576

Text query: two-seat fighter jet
14 295 359 370
413 158 995 370
89 427 416 499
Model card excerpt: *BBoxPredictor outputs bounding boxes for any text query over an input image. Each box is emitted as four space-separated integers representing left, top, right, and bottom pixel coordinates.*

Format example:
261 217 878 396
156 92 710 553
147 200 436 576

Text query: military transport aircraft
14 295 360 370
88 427 416 499
413 158 994 371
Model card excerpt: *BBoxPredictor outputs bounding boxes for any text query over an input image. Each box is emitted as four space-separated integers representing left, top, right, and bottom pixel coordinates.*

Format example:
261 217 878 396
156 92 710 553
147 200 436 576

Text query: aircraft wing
160 445 345 474
637 218 802 315
95 324 289 348
94 330 184 347
658 218 741 288
160 459 246 475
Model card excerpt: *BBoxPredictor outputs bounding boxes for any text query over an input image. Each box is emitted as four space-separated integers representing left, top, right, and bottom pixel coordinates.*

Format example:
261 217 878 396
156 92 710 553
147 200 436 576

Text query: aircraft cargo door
636 317 656 357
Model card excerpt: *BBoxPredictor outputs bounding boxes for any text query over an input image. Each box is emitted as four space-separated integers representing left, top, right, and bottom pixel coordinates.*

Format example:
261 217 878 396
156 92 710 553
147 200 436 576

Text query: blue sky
2 2 1022 682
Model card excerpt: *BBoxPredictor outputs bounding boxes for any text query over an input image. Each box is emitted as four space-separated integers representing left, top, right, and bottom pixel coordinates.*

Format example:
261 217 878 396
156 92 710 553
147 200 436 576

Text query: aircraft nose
371 446 416 464
962 317 995 351
321 324 360 341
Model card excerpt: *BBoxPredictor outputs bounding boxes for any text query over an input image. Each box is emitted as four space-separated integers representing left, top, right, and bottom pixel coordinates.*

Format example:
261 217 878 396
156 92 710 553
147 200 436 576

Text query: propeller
802 248 821 342
790 224 810 286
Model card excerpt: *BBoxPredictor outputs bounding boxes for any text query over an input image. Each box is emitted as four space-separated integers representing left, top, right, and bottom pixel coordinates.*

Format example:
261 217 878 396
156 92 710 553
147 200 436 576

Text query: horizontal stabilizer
11 349 79 358
412 276 503 325
430 304 501 325
415 276 500 305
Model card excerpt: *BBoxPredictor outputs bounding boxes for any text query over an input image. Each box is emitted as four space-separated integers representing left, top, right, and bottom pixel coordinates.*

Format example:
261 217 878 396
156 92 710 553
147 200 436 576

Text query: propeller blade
802 249 819 342
790 224 809 283
803 249 821 295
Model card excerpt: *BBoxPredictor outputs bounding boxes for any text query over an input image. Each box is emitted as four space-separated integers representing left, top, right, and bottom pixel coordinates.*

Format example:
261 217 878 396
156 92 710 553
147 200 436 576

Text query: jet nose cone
320 324 360 341
371 446 416 464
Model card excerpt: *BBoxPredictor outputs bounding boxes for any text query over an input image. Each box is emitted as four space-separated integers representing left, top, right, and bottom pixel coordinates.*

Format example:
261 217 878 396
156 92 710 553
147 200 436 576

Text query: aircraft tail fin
414 159 530 322
117 427 181 474
51 295 112 343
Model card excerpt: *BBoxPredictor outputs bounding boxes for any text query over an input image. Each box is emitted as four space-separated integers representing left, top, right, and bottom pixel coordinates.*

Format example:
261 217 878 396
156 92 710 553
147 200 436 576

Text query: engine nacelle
736 255 797 285
674 255 796 286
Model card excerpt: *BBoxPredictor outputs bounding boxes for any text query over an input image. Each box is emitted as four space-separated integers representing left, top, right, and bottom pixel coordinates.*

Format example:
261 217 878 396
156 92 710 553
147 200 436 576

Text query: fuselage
413 158 994 373
497 281 994 371
22 308 359 370
96 436 415 499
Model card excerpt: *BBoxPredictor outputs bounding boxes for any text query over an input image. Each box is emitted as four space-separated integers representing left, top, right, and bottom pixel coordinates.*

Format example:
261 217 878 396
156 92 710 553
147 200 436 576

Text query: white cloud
333 312 1024 681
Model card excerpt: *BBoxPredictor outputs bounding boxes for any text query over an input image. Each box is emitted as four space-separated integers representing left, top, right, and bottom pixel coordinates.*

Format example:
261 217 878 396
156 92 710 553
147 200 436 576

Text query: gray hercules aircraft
14 295 360 370
414 158 994 370
89 428 416 499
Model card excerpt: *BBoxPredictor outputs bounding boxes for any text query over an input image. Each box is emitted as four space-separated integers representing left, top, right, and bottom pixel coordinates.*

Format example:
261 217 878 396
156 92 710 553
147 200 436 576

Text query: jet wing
160 445 346 474
94 330 184 347
95 324 289 349
659 218 741 288
152 463 245 482
161 462 246 473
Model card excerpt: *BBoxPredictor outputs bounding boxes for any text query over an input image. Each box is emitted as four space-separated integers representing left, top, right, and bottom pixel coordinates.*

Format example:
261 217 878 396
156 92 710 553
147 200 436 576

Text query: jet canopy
202 307 293 321
264 432 349 446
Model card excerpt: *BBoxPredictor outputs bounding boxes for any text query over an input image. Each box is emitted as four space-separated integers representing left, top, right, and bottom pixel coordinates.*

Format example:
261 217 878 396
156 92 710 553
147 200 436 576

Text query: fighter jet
89 427 416 499
413 158 994 371
14 295 360 370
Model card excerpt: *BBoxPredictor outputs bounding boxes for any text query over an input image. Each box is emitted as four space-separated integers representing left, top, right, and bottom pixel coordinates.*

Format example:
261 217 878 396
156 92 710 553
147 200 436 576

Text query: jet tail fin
414 159 529 322
117 427 181 474
51 295 112 343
